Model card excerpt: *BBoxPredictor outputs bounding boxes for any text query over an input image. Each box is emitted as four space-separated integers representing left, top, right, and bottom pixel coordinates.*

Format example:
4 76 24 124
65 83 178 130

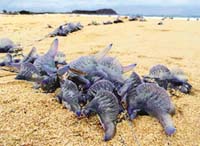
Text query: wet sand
0 14 200 146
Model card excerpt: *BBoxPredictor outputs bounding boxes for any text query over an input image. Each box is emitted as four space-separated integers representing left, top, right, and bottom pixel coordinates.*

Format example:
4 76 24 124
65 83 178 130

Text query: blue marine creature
15 62 43 82
143 64 192 94
0 38 22 53
33 39 58 75
21 47 38 64
96 57 136 88
40 74 60 93
50 23 83 37
0 53 12 66
127 83 176 136
118 72 142 102
83 90 120 141
57 44 113 89
7 47 39 71
87 79 115 101
60 79 82 117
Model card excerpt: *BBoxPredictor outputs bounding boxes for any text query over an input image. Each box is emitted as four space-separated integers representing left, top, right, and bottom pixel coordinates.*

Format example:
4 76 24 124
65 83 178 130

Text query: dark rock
18 10 32 14
113 19 123 23
47 24 53 28
158 22 163 25
129 17 138 21
103 21 113 25
72 9 117 15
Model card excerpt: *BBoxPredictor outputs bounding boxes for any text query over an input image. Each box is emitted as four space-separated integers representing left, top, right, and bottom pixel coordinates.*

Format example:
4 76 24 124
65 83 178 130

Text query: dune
0 14 200 146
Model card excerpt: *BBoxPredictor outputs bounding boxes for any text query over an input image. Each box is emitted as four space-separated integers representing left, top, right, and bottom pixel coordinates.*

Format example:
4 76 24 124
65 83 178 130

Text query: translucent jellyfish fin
57 65 87 76
69 67 87 76
23 47 38 63
28 47 37 57
94 43 112 61
46 38 58 57
122 63 137 73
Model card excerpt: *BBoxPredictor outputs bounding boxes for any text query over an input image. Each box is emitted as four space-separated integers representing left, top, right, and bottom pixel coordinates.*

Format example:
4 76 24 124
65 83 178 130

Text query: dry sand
0 14 200 146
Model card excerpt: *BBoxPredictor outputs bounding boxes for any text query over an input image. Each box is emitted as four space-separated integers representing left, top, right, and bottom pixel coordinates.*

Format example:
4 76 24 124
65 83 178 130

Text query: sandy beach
0 14 200 146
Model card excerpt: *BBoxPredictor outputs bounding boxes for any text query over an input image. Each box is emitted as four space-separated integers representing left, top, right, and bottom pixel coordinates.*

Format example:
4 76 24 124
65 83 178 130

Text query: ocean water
116 5 200 18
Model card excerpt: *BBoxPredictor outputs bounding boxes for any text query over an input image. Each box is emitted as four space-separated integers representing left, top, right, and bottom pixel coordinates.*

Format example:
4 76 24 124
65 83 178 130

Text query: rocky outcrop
72 9 117 15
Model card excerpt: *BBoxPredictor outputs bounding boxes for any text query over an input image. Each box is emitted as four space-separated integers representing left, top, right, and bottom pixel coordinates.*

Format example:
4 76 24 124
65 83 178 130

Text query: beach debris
161 17 167 21
0 38 22 53
139 17 147 22
49 22 83 37
158 21 163 25
47 24 53 28
103 21 113 25
128 16 138 21
88 21 100 26
113 17 124 23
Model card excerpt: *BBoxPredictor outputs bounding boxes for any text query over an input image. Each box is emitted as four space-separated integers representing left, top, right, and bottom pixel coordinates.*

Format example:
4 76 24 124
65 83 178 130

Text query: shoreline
64 14 200 21
1 13 199 21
